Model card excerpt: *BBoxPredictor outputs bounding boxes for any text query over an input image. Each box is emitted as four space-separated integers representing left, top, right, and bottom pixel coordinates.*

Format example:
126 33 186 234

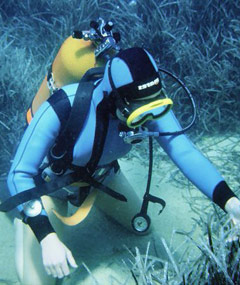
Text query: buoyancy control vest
0 67 127 214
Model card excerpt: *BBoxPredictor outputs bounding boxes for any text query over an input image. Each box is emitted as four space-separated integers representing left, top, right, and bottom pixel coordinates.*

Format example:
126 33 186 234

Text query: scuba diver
4 20 240 285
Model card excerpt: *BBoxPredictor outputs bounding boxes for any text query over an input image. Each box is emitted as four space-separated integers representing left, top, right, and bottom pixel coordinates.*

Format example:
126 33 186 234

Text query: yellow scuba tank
26 37 101 123
26 18 121 124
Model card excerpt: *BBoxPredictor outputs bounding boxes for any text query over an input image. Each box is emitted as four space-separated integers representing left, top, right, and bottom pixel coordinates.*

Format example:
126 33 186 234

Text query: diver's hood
102 47 161 96
100 47 172 128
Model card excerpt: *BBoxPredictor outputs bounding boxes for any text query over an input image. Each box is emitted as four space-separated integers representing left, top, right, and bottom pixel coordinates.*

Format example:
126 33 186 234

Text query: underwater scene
0 0 240 284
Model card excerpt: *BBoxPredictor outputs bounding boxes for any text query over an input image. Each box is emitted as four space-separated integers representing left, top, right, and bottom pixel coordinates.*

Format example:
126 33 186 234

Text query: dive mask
115 86 173 128
125 96 173 128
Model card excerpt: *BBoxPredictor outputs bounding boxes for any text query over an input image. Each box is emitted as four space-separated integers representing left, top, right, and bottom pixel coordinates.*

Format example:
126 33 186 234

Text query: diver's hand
40 232 78 279
224 197 240 242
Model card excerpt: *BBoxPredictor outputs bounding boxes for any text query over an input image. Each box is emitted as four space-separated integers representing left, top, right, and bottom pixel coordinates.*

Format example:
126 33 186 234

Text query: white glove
40 233 78 279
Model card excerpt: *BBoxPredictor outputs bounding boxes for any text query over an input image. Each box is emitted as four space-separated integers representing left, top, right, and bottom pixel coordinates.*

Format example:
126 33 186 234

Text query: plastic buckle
47 72 59 94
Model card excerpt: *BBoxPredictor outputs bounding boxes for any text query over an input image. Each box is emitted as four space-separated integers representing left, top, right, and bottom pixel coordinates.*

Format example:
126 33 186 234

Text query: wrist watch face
23 199 42 217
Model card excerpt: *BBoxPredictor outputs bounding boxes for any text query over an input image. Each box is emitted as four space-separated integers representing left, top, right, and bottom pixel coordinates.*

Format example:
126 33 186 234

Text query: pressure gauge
132 213 151 234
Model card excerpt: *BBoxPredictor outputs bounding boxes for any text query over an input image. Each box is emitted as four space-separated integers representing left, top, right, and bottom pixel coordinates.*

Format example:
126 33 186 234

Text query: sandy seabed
0 135 239 285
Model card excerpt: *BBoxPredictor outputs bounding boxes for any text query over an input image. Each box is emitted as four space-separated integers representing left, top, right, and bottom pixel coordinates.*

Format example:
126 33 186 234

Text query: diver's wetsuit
7 77 235 240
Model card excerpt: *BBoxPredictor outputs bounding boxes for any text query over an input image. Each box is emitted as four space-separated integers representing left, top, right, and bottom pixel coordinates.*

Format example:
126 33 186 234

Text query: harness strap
86 93 109 174
47 89 72 127
0 169 127 213
49 82 95 174
49 67 106 176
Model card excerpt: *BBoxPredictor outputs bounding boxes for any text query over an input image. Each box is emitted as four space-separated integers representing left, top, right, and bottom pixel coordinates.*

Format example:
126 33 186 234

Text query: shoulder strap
81 67 105 82
49 67 106 175
85 93 109 174
49 81 95 174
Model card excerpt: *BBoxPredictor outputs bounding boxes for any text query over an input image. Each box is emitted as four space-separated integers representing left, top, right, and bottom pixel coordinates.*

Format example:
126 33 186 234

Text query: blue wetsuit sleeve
7 85 79 242
7 100 61 212
7 100 63 241
147 110 236 209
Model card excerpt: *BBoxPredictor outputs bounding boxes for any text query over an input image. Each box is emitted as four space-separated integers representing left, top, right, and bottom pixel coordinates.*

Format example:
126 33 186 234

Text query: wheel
132 213 151 234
